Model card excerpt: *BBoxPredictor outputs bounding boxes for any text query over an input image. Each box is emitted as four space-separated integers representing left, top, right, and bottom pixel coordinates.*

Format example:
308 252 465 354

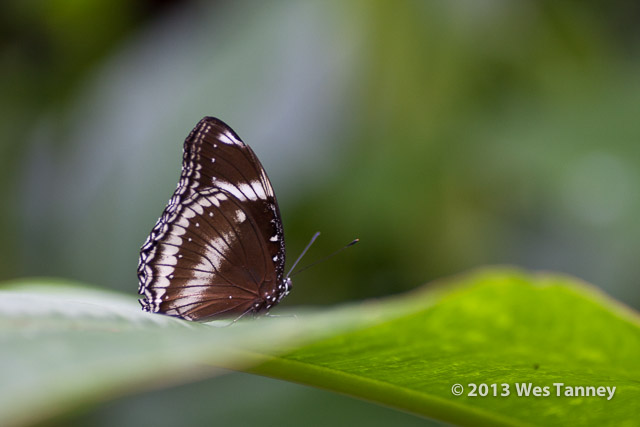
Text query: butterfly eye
137 117 287 321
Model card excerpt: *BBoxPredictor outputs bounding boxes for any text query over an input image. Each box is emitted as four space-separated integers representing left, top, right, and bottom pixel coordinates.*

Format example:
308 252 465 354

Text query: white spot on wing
198 234 233 272
259 168 275 197
250 180 267 200
234 209 247 223
214 180 251 201
217 130 241 146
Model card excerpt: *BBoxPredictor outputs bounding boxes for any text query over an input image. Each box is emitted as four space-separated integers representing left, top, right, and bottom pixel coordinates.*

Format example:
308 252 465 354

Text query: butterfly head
280 277 292 302
256 277 291 313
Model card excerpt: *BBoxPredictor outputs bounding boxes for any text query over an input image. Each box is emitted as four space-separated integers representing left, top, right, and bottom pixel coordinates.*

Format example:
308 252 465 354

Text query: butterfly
137 117 290 321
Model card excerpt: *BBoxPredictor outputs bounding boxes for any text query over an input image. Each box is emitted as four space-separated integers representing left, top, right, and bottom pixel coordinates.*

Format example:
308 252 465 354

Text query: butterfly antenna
286 232 321 278
289 237 359 278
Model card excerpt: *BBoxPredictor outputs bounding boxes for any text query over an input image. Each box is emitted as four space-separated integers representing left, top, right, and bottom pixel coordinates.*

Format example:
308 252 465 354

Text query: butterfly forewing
138 117 288 321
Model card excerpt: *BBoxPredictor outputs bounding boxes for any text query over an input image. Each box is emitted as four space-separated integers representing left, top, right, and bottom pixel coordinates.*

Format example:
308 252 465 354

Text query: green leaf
0 279 368 426
1 269 638 426
250 269 640 426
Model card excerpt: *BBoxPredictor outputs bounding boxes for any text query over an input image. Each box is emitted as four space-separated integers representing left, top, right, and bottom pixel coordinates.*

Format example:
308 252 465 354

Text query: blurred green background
1 0 639 425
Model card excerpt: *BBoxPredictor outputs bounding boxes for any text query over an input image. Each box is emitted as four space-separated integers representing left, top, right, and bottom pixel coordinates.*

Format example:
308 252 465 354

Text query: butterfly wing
138 117 287 321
